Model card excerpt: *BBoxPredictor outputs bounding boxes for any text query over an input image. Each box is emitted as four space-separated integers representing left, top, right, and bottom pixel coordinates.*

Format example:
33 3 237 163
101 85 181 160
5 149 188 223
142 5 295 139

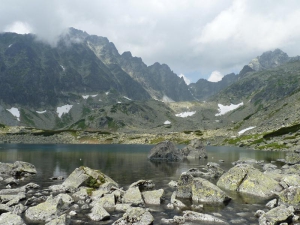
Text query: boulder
93 193 115 210
170 191 186 208
88 203 110 221
217 164 280 198
25 195 63 223
192 177 231 204
176 173 194 198
45 214 70 225
180 139 207 159
183 211 228 224
278 186 300 206
142 189 164 205
258 205 294 225
0 204 11 214
148 141 182 161
280 174 300 187
11 161 37 177
129 180 155 190
122 187 144 205
113 207 154 225
0 212 25 225
62 166 118 189
284 152 300 165
0 161 36 178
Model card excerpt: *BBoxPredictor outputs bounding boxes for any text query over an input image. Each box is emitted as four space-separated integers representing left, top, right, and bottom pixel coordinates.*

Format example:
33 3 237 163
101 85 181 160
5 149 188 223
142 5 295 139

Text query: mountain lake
0 144 286 224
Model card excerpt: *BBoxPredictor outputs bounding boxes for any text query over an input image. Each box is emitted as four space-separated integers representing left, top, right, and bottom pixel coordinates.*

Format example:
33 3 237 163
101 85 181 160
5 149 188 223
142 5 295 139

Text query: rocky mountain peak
248 48 289 71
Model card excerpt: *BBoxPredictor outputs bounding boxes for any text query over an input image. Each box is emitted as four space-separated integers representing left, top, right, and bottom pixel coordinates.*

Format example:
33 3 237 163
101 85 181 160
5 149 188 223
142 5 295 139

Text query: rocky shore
0 141 299 224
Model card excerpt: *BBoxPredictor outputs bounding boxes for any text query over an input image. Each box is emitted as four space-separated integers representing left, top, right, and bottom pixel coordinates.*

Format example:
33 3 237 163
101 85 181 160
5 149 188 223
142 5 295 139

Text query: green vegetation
257 142 286 150
263 123 300 139
86 176 100 188
150 137 166 144
69 119 87 130
20 109 35 126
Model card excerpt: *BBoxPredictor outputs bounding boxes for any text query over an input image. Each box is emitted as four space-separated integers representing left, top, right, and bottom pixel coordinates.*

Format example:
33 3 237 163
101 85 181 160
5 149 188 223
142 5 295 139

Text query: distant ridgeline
1 28 300 133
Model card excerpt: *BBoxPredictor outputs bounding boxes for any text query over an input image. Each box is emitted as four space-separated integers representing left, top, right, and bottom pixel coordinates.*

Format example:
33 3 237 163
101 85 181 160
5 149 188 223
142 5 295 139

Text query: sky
1 0 300 83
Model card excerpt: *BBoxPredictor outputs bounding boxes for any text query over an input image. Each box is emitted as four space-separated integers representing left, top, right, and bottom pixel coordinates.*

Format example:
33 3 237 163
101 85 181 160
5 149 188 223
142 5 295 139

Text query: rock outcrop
217 164 280 198
180 139 207 159
148 141 182 161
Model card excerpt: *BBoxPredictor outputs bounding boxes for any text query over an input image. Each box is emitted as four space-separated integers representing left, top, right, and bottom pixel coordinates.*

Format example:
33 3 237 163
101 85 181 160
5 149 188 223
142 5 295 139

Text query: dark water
0 144 286 224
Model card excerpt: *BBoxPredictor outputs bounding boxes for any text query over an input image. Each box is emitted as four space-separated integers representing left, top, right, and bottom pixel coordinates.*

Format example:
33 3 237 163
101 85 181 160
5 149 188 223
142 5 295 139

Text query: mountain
0 28 194 109
189 73 238 100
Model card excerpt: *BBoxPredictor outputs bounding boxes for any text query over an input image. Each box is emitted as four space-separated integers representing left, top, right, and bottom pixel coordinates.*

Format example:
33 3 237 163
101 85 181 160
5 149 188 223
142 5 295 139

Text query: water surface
0 144 286 224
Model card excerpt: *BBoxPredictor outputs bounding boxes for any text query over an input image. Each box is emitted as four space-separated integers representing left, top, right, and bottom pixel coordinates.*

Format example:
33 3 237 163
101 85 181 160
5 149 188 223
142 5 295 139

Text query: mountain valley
1 28 300 151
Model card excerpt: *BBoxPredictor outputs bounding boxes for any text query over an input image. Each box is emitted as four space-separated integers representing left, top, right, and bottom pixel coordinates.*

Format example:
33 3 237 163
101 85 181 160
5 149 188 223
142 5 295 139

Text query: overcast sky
1 0 300 83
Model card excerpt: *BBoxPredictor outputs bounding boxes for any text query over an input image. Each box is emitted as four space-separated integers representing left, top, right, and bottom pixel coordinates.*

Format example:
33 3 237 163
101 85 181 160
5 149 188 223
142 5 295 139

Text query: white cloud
178 74 191 85
208 71 224 82
4 21 31 34
1 0 300 82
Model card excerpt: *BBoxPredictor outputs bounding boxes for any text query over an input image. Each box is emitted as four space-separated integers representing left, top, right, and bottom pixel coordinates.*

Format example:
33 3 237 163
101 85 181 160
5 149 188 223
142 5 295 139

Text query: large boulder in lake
192 177 230 204
217 164 280 198
148 141 182 161
0 161 36 178
181 139 207 159
62 166 118 189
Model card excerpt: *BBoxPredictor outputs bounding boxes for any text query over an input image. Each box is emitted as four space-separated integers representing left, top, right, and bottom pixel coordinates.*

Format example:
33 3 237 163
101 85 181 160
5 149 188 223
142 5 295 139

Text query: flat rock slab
122 187 144 205
88 203 110 221
259 205 295 225
142 189 164 205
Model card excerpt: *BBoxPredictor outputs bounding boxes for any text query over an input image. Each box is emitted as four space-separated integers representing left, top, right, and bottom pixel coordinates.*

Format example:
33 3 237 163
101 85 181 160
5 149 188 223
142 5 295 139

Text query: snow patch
60 65 65 71
178 74 191 85
164 120 171 125
215 102 243 116
175 111 196 118
56 105 73 118
105 92 109 95
36 110 46 114
8 44 12 48
117 101 121 104
123 96 132 101
6 107 20 121
238 126 256 135
82 94 98 99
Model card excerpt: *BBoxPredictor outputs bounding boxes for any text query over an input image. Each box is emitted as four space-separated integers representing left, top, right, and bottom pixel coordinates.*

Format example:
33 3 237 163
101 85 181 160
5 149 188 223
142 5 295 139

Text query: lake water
0 144 286 224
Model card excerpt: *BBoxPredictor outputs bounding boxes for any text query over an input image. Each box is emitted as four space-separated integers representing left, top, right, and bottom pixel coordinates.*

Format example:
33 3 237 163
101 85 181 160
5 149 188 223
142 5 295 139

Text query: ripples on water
0 144 286 224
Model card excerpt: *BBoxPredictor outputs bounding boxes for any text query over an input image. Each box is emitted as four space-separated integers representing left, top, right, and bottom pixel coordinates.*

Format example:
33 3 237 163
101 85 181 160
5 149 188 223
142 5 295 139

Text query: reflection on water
0 144 286 224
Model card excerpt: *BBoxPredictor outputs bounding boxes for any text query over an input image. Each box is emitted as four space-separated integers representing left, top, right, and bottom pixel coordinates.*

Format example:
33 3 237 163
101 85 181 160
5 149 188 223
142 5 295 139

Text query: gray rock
183 210 228 224
192 177 231 204
115 203 131 212
168 180 177 188
278 186 300 206
176 173 194 198
142 189 164 205
181 139 207 159
170 191 186 208
266 199 278 209
25 195 63 223
0 204 11 213
88 203 110 221
0 192 26 206
129 180 155 190
113 207 154 225
93 193 115 210
258 205 294 225
45 214 70 225
217 164 280 198
148 140 182 161
284 152 300 165
62 166 118 189
122 187 144 205
0 212 25 225
11 161 37 176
